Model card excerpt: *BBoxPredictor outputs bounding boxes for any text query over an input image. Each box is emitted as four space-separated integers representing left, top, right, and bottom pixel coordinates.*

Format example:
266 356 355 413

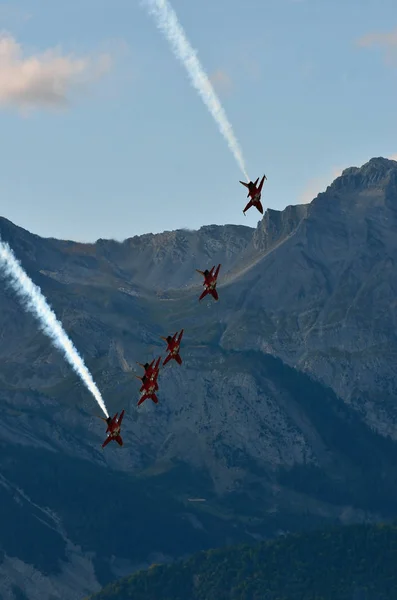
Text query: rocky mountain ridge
0 157 397 599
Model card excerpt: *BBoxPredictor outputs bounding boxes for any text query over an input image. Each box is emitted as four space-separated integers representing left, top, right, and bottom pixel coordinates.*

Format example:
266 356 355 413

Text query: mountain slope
219 158 397 435
85 522 397 600
1 349 397 599
0 158 397 598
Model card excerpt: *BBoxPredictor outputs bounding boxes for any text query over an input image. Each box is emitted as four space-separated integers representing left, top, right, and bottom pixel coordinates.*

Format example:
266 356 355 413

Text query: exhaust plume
144 0 249 180
0 239 109 418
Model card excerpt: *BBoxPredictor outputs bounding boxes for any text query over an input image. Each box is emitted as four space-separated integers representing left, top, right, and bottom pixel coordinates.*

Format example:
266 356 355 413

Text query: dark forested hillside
86 523 397 600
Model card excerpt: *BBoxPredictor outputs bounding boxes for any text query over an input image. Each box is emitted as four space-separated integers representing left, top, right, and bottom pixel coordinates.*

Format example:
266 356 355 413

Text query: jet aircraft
136 372 159 393
100 410 125 448
136 357 161 382
239 174 267 215
136 357 161 406
137 378 159 406
196 264 221 301
161 329 184 366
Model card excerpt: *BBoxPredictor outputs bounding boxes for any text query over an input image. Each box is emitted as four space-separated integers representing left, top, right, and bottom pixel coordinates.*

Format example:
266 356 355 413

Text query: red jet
161 329 184 366
196 264 221 301
239 174 267 215
137 378 159 406
100 410 125 448
136 357 160 381
136 357 161 406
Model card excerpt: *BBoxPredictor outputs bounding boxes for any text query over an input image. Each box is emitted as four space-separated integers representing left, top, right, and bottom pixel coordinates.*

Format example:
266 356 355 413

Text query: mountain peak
341 156 396 176
329 156 397 195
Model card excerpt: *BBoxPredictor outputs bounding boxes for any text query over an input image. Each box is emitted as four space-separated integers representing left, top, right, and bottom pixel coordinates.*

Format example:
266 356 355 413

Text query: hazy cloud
299 167 343 204
356 28 397 65
210 69 232 93
0 33 111 111
389 153 397 161
357 28 397 49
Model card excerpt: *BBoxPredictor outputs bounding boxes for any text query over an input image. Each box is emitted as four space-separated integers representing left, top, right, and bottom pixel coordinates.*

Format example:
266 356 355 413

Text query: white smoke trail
144 0 249 181
0 239 109 418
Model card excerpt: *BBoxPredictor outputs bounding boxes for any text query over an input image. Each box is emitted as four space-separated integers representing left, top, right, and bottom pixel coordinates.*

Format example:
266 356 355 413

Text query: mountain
85 522 397 600
0 157 397 599
218 157 397 436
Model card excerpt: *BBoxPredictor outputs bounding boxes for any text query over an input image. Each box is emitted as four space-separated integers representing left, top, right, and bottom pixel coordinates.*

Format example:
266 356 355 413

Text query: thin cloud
357 28 397 49
299 167 343 204
210 69 232 93
233 40 263 82
0 33 111 111
356 27 397 66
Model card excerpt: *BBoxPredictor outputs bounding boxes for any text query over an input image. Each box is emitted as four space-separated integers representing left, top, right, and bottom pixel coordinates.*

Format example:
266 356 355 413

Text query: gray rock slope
0 157 397 599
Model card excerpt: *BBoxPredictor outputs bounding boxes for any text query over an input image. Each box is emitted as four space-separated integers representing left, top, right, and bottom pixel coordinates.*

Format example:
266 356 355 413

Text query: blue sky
0 0 397 242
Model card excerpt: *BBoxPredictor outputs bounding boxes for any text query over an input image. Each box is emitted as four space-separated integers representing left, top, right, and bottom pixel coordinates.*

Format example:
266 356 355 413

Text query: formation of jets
136 356 161 406
100 176 266 448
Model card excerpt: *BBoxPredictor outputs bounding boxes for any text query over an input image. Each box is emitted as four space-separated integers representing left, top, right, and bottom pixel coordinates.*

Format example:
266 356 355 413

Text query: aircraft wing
163 353 172 366
137 394 149 406
199 288 209 301
118 410 125 426
243 200 254 214
258 175 266 193
102 435 113 448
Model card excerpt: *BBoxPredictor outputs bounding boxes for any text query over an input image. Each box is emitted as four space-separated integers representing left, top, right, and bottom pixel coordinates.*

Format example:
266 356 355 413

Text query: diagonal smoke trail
0 239 109 418
144 0 249 181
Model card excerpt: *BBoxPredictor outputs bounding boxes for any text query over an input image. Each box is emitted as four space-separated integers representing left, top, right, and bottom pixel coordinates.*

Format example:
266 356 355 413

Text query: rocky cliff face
219 157 397 436
1 157 397 600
